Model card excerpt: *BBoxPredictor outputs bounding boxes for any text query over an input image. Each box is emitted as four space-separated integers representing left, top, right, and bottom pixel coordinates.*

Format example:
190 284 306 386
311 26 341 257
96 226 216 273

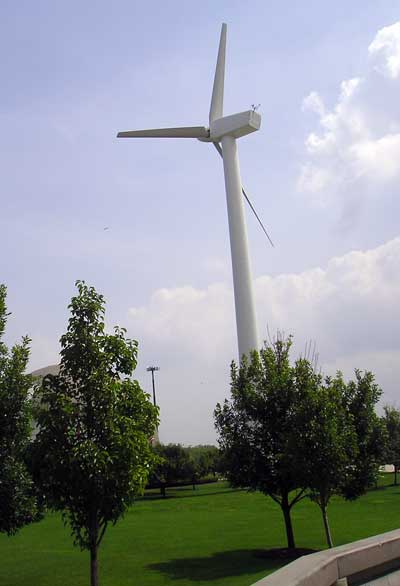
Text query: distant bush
148 443 222 496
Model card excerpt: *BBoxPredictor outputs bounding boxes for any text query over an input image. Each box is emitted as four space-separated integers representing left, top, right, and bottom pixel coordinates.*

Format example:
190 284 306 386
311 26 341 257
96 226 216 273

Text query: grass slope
1 477 399 586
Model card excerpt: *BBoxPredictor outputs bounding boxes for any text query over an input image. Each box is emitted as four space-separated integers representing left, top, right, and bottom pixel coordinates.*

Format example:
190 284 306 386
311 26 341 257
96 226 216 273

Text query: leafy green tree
215 338 312 550
382 405 400 485
0 284 38 535
341 370 385 499
32 281 158 586
215 335 385 551
149 443 196 496
302 369 383 547
187 445 221 479
296 372 358 548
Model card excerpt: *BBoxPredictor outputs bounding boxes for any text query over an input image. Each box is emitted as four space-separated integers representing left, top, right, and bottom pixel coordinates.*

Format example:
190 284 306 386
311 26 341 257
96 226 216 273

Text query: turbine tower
118 23 271 360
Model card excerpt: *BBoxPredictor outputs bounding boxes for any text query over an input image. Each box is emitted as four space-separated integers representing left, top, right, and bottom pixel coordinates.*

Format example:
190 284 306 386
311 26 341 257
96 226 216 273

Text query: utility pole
146 365 160 407
147 366 160 445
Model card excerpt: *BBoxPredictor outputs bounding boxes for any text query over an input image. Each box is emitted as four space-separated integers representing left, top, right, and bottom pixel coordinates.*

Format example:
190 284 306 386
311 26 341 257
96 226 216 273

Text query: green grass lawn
1 476 400 586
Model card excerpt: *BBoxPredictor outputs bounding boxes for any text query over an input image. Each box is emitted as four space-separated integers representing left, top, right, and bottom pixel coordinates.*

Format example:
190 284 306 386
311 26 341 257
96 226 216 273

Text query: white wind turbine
117 23 272 360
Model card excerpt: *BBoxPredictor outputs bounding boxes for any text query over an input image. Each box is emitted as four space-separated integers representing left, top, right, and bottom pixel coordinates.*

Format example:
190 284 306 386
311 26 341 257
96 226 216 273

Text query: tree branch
269 493 281 505
96 520 108 547
289 488 308 508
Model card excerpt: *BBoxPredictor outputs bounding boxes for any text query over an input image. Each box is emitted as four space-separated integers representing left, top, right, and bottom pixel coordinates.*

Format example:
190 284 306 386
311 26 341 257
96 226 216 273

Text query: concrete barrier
251 529 400 586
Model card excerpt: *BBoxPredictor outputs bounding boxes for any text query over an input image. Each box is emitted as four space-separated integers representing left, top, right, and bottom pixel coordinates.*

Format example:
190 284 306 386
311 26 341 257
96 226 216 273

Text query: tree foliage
32 281 158 586
149 444 221 496
149 443 195 496
382 405 400 484
295 373 357 547
341 370 385 499
215 338 310 549
186 445 221 479
215 337 385 550
0 284 38 535
294 368 383 547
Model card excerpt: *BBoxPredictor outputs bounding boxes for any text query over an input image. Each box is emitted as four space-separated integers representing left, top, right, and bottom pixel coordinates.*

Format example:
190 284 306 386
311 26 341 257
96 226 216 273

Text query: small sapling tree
302 369 384 547
297 372 357 548
32 281 158 586
341 370 385 499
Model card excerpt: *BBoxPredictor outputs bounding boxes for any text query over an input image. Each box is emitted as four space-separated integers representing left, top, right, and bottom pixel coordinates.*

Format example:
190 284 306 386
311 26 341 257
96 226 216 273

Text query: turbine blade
213 141 223 156
241 185 275 247
117 126 209 139
212 142 274 247
209 23 227 124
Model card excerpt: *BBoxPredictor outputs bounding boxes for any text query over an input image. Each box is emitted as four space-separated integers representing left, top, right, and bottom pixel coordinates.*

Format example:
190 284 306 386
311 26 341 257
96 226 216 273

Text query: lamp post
146 366 160 407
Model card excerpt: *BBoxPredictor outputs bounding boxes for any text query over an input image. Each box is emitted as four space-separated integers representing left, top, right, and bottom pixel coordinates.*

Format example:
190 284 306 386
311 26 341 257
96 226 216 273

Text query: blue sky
2 1 400 444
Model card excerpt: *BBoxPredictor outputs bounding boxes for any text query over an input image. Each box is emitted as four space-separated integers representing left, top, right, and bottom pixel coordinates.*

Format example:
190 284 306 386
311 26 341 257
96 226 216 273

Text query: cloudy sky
2 1 399 444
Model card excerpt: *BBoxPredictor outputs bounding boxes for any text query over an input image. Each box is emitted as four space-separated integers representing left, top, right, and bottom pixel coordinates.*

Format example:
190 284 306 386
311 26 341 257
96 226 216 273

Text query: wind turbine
117 23 271 360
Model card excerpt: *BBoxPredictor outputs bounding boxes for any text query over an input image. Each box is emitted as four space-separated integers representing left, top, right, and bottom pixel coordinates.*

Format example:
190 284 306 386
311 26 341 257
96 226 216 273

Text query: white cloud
302 91 325 117
368 22 400 79
128 237 400 444
297 164 335 204
129 283 236 362
202 256 230 278
324 349 400 410
298 22 400 208
257 237 400 359
301 78 364 157
349 133 400 181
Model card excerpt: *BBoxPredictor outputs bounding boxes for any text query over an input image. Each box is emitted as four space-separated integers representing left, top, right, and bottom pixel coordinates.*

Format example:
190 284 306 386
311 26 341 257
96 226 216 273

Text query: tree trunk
89 508 99 586
90 545 99 586
281 495 295 550
321 503 333 548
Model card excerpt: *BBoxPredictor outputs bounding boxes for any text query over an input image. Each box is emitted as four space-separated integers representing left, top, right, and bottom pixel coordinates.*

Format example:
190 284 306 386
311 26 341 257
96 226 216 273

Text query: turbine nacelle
199 110 261 142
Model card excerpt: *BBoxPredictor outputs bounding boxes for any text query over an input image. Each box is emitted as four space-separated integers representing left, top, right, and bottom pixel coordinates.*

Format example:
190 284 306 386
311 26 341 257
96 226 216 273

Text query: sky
1 0 400 445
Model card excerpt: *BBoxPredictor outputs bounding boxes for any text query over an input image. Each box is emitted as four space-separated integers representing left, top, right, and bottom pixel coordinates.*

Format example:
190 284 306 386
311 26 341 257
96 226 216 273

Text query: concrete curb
251 529 400 586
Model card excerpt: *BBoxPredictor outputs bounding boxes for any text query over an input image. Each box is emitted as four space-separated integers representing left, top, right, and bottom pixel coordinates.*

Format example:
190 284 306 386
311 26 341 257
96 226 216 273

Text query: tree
32 281 158 586
187 445 221 479
215 336 385 551
296 372 358 548
214 338 312 550
382 405 400 485
149 443 196 496
0 284 38 535
341 370 385 499
299 369 383 547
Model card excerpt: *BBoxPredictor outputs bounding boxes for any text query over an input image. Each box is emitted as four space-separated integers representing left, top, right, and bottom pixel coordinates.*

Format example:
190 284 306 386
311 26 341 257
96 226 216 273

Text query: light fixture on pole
146 366 160 407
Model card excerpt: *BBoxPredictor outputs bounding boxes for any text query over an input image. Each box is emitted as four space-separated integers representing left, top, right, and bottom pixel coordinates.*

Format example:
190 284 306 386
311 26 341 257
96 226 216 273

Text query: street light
146 366 160 407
